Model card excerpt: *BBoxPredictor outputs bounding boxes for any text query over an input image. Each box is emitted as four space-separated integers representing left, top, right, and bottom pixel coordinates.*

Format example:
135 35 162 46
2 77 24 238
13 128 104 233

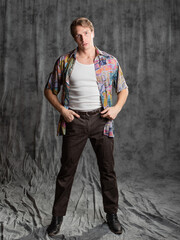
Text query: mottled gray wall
0 0 180 184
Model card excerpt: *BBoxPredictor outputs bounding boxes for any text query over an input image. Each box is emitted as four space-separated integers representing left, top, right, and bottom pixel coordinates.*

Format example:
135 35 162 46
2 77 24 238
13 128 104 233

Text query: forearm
114 88 129 113
44 89 65 113
44 89 80 122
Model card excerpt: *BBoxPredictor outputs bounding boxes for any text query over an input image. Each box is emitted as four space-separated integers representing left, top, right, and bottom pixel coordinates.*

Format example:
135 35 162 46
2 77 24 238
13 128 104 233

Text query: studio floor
0 173 180 240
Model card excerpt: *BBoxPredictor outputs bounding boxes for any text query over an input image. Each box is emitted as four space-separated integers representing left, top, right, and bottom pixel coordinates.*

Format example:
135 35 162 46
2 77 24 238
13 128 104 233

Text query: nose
81 35 86 42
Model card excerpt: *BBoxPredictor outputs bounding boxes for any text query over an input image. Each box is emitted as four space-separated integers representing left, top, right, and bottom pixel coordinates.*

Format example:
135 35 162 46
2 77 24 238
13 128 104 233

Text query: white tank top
69 60 102 111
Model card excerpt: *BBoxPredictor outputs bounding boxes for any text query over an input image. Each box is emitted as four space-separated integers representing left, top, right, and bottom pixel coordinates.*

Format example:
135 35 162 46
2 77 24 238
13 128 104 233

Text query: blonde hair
70 17 94 38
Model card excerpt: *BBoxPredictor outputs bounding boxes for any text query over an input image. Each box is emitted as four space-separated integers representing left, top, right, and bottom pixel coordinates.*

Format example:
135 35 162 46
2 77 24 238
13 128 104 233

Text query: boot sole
47 229 60 237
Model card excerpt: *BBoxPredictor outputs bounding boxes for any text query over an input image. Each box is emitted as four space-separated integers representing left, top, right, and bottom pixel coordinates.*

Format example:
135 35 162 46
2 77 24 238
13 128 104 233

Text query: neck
77 45 96 59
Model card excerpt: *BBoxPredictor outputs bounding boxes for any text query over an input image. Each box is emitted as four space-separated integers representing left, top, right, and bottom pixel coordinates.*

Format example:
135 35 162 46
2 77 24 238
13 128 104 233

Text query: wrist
114 104 122 113
59 105 66 114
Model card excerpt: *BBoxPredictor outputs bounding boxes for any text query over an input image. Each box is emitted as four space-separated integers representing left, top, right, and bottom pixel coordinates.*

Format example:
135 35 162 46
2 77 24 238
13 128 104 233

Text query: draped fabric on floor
0 0 180 239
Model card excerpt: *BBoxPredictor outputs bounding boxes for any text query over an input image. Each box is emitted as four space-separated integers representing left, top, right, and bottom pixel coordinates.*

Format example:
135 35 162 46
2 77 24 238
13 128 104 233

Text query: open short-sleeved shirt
45 47 128 137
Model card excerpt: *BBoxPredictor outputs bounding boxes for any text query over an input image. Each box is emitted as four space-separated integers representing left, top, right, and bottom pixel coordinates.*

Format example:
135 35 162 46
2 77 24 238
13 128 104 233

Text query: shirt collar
69 46 104 59
95 47 104 56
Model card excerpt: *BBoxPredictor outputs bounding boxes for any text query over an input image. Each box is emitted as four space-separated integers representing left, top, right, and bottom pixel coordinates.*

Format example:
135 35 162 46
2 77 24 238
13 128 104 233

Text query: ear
91 30 95 39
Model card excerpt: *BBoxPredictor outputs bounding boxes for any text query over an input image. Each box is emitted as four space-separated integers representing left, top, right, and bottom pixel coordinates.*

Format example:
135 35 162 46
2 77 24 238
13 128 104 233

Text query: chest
64 57 115 88
70 60 97 87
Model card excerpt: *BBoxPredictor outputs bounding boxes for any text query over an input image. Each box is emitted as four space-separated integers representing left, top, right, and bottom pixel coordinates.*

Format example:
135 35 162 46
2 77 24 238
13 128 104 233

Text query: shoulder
97 48 119 65
97 49 119 70
55 49 76 66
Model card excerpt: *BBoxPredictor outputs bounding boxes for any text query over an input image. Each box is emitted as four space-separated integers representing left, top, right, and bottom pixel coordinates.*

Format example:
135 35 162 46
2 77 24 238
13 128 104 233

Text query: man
44 17 128 237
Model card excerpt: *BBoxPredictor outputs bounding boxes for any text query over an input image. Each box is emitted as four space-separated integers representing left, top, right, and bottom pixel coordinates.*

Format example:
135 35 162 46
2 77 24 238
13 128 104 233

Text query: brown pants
52 108 119 216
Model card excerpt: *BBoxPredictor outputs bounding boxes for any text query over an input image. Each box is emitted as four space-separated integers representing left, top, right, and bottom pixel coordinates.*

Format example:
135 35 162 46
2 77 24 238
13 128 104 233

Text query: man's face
73 25 94 50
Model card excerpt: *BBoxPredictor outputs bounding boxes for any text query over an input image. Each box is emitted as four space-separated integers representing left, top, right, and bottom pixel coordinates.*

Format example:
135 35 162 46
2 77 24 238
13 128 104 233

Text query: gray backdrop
0 0 180 239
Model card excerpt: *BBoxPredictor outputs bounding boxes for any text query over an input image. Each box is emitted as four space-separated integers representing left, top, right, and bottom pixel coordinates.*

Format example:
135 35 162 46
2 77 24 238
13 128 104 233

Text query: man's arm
44 89 80 122
101 88 128 120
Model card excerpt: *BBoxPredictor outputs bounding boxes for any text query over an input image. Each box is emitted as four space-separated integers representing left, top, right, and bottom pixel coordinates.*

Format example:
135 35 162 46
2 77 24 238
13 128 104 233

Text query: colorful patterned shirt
45 47 128 137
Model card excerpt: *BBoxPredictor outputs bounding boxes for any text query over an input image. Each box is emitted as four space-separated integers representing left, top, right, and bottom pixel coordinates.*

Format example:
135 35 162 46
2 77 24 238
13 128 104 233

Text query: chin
80 45 89 50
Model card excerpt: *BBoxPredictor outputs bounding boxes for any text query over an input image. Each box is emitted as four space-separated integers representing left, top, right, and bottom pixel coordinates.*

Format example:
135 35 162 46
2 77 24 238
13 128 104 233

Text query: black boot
46 216 63 237
106 213 122 234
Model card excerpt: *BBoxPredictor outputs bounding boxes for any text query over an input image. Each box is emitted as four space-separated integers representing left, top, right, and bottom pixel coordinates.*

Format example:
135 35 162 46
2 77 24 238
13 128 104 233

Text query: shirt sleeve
45 57 63 96
113 59 128 93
